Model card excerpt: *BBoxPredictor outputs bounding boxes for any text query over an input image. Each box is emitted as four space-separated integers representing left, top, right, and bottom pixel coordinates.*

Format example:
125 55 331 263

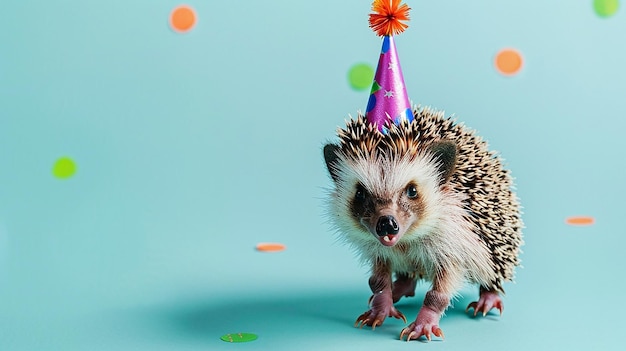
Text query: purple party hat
365 0 413 132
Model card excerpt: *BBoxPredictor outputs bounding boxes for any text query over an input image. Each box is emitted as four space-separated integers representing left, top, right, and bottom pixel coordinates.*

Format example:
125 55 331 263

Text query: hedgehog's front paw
466 290 503 317
355 306 407 330
400 306 444 342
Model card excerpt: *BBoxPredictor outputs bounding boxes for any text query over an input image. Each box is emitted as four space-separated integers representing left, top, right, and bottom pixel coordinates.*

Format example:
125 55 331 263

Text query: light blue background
1 1 624 350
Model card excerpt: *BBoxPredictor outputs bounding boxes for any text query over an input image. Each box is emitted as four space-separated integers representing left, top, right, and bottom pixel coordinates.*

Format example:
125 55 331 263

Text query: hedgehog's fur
323 105 523 329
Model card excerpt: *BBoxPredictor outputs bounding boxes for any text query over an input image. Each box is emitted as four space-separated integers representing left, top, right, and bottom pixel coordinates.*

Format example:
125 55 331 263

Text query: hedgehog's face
350 179 424 247
324 141 457 247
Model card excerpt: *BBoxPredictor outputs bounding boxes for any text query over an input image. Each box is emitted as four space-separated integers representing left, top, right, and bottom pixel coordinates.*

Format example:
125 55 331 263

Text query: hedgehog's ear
323 144 341 182
429 140 457 184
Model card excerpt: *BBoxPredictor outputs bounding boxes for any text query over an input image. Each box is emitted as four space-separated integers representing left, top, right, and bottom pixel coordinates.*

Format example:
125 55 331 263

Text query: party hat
365 0 413 132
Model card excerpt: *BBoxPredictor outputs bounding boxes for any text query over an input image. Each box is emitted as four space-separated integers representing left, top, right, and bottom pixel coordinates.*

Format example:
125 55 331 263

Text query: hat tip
368 0 411 37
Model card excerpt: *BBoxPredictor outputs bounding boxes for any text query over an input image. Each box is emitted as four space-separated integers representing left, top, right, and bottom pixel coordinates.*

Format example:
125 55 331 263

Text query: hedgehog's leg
392 272 417 303
400 272 455 342
355 259 407 330
466 286 503 317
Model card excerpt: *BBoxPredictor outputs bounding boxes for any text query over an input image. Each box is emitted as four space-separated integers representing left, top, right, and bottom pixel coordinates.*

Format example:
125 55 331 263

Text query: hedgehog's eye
406 184 418 199
355 184 367 201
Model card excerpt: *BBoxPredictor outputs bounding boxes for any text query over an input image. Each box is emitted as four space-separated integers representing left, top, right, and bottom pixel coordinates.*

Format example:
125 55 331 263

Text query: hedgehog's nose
376 215 399 236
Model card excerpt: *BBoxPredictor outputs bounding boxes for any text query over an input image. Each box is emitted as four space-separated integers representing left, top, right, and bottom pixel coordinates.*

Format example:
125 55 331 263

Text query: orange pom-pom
368 0 411 36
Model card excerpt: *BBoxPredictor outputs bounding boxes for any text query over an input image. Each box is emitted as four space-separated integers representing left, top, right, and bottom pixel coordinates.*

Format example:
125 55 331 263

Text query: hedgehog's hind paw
466 290 503 317
391 274 417 303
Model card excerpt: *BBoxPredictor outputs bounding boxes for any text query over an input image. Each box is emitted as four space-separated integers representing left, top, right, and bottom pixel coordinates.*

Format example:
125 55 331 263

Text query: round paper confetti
348 63 375 91
255 243 286 252
52 157 77 179
594 0 619 17
494 49 523 76
220 333 258 343
566 216 595 226
170 5 196 32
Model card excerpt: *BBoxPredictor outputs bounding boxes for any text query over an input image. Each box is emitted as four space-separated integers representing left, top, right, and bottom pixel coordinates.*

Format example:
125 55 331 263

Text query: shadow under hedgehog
322 0 523 342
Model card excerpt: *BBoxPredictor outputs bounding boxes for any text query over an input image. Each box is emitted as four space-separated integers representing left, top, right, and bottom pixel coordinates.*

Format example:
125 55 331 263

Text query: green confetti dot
220 333 258 343
52 157 77 179
348 63 374 91
594 0 619 17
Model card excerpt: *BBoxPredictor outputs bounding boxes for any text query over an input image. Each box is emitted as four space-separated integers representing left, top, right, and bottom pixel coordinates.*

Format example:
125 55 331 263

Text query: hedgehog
323 106 523 342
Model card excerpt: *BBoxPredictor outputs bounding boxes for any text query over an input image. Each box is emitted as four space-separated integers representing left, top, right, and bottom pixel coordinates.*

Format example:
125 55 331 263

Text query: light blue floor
1 1 625 350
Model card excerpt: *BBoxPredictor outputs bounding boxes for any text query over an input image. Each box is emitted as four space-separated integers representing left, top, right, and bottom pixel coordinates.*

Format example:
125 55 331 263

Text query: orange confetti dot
565 216 595 226
170 5 196 33
255 243 286 252
494 48 523 76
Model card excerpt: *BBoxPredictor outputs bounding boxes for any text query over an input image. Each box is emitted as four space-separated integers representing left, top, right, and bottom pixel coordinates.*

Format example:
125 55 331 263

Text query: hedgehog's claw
371 319 381 330
404 330 417 342
465 301 479 316
466 290 503 317
355 307 406 330
354 317 369 328
400 323 444 342
396 311 408 324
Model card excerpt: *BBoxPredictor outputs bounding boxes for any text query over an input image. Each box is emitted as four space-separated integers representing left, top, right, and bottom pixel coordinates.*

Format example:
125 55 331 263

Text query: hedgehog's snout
375 215 400 236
